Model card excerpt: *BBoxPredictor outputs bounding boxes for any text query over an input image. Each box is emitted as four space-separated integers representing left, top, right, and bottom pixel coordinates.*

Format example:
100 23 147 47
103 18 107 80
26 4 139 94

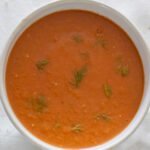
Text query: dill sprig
72 34 83 43
71 66 87 88
71 124 83 133
28 95 47 113
95 113 111 122
103 83 112 98
36 59 49 70
117 64 129 77
95 38 107 48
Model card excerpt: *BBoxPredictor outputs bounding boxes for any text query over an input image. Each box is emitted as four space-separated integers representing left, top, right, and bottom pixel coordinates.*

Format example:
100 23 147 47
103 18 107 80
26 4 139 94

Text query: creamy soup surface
6 10 144 148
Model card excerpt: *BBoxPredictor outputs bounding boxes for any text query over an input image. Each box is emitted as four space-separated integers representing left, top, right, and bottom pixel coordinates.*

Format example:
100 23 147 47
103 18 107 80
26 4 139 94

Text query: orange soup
6 10 144 148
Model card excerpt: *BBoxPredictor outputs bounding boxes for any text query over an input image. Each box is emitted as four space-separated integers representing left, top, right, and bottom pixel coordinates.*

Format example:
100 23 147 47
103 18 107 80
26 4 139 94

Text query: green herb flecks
36 59 49 70
72 34 83 43
94 28 107 48
95 113 111 122
71 66 87 88
115 56 129 77
71 124 83 133
53 121 61 129
117 64 129 77
29 95 47 113
95 38 107 48
103 83 112 98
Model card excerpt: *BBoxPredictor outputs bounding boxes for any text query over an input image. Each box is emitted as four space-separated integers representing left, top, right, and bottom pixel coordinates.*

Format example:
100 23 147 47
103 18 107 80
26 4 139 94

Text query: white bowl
0 0 150 150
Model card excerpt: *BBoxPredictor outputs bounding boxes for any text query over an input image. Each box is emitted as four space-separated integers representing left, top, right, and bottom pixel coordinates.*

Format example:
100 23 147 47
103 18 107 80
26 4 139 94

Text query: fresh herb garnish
103 83 112 98
29 95 47 112
71 124 83 133
36 59 49 70
71 66 87 88
95 113 111 122
116 56 129 77
117 64 129 77
95 38 107 48
72 34 83 43
53 121 61 129
94 28 107 48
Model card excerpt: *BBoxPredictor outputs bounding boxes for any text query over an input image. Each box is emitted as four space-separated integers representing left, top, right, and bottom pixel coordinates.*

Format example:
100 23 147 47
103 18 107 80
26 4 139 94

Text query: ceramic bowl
0 0 150 150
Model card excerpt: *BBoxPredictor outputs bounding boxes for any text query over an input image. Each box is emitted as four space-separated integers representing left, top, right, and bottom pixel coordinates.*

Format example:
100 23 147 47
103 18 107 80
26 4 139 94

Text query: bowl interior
0 0 150 150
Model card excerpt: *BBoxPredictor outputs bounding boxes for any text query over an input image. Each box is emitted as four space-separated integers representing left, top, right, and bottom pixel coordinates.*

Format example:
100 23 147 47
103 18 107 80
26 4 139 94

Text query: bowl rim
0 0 150 150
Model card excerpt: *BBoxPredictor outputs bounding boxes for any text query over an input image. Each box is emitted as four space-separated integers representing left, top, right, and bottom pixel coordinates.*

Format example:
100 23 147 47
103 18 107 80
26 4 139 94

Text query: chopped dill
71 124 83 133
36 59 49 70
28 95 47 112
53 121 61 129
71 65 87 88
117 64 129 77
103 83 112 98
72 34 83 43
95 113 111 122
95 38 107 48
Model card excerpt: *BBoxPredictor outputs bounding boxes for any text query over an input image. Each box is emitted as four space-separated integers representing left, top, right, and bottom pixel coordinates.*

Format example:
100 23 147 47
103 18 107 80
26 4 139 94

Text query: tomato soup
6 10 144 148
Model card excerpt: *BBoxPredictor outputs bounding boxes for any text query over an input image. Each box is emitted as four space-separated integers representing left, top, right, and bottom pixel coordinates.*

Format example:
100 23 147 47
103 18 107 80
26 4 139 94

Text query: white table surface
0 0 150 150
